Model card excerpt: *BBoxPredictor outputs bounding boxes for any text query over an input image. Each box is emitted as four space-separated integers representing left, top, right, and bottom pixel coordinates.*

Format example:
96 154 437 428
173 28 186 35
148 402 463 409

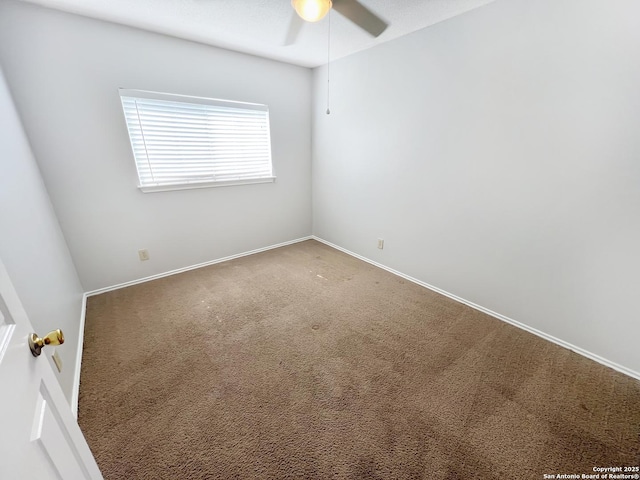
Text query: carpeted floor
79 240 640 479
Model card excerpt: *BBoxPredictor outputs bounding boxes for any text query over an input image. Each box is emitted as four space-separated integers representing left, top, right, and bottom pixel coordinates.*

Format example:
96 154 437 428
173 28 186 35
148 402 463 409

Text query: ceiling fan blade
283 11 304 45
332 0 388 37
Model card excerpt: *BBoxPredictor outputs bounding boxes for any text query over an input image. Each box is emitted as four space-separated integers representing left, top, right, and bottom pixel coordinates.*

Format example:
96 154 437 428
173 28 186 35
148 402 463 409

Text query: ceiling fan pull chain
326 8 331 115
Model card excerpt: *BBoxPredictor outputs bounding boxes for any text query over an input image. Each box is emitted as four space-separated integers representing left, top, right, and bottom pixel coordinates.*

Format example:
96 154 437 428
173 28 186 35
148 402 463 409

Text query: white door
0 257 102 479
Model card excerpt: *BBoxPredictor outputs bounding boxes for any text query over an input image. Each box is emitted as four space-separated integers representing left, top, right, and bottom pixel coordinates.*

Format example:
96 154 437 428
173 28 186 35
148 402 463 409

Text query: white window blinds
119 89 274 192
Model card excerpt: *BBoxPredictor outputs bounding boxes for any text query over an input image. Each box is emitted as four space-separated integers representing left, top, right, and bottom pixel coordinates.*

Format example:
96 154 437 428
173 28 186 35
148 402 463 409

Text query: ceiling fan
286 0 388 45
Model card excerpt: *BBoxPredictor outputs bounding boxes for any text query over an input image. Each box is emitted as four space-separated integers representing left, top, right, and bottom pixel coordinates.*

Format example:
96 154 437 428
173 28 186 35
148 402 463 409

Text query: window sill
138 176 276 193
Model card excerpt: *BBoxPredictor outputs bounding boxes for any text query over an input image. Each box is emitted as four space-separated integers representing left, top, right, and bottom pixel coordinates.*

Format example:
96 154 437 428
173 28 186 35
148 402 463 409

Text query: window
119 89 275 192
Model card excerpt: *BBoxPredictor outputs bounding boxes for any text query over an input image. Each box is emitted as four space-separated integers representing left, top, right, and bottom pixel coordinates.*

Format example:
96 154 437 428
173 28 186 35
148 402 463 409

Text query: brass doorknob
29 329 64 357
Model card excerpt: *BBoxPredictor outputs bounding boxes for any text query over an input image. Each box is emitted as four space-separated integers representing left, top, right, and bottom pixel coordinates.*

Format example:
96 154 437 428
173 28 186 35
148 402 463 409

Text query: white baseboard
85 236 314 297
71 292 87 418
312 236 640 382
71 233 638 412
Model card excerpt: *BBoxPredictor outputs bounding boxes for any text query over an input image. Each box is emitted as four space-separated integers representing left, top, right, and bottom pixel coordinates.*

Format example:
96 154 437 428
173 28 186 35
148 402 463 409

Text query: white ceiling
19 0 497 68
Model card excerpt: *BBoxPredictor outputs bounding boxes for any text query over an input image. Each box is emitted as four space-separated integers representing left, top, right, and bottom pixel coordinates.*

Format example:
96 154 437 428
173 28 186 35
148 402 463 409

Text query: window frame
118 89 276 193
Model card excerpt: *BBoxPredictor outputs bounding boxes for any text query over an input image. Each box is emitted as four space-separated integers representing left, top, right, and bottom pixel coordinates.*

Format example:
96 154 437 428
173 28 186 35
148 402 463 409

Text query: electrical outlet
138 249 150 261
52 350 63 373
377 238 384 250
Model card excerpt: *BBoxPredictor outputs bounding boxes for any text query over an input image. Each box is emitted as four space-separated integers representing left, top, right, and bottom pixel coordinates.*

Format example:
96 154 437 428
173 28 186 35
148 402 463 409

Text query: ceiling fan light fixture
292 0 332 23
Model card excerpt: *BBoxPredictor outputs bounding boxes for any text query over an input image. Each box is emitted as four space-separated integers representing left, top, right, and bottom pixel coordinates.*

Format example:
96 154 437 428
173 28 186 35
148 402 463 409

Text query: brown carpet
79 240 640 479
